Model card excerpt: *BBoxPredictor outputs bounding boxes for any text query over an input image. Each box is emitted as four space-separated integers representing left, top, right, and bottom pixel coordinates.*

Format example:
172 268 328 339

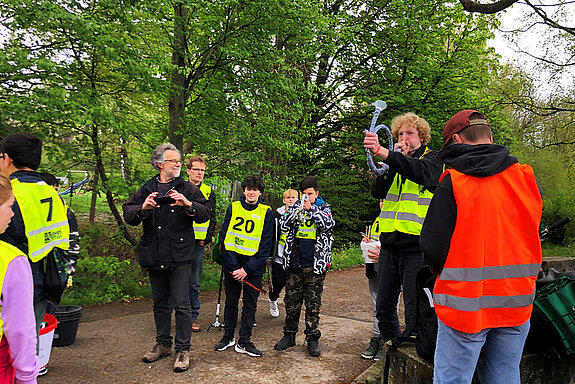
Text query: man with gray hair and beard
123 143 210 372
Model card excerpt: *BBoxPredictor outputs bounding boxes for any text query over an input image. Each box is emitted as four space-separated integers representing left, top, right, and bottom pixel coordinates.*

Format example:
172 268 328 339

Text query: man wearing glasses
123 143 210 373
185 156 217 333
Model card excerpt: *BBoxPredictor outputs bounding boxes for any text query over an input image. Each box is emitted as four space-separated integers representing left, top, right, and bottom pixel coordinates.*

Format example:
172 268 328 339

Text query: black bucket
53 305 82 347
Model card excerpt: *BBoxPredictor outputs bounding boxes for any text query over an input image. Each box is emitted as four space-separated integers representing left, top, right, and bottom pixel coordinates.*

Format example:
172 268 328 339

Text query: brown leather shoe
173 350 190 372
142 343 172 363
192 319 201 332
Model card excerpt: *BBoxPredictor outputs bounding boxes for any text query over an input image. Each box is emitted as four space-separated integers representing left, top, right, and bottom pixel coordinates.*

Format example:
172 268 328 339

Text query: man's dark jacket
123 175 210 270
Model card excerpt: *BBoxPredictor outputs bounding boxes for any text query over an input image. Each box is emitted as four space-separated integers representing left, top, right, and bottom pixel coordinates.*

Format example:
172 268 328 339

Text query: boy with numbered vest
0 133 70 375
214 174 274 357
274 176 335 357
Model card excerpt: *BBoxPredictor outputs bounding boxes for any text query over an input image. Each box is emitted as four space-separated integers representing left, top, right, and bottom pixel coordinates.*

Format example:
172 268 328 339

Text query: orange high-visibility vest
433 163 542 333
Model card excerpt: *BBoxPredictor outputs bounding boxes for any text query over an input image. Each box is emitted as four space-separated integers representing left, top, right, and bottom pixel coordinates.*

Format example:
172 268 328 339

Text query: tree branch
459 0 519 14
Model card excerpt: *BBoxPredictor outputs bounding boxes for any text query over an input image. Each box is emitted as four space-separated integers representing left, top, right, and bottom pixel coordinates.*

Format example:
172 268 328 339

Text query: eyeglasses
163 159 181 164
188 168 206 172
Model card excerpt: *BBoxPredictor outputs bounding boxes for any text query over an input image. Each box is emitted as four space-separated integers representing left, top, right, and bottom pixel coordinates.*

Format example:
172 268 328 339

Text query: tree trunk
89 170 99 225
168 2 189 152
91 125 137 246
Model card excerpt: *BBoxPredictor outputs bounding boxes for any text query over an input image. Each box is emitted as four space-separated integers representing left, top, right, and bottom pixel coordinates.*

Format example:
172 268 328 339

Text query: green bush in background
61 254 151 306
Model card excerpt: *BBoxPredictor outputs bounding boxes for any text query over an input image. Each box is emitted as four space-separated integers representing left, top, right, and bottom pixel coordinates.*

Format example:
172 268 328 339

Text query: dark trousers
149 265 192 351
269 261 286 302
30 259 47 354
223 272 263 344
189 244 205 320
284 267 325 339
376 248 424 342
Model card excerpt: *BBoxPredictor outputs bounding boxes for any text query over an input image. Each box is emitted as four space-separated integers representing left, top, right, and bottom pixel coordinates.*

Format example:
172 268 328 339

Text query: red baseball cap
440 109 490 150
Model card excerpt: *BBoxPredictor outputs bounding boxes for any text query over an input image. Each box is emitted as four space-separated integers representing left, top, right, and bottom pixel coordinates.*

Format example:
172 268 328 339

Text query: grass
542 242 575 258
330 244 365 270
61 190 114 215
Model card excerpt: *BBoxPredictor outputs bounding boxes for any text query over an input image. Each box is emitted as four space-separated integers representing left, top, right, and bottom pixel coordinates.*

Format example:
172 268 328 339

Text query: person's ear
452 133 463 144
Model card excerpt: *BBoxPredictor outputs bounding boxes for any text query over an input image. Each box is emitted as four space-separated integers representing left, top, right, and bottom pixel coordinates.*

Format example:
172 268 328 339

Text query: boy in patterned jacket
273 176 335 357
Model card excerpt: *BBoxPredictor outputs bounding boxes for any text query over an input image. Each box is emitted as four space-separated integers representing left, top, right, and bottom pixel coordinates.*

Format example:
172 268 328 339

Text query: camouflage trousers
283 266 326 339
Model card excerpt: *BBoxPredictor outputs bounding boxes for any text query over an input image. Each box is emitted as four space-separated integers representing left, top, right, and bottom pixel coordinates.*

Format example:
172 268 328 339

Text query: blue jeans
189 244 205 320
376 249 424 341
149 265 192 351
434 319 530 384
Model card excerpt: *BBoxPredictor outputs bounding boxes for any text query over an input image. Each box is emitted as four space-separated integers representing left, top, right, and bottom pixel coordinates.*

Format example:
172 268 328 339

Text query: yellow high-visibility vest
224 201 271 256
370 217 384 241
193 183 212 241
0 241 23 340
296 213 317 240
11 178 70 262
379 149 434 236
278 231 288 246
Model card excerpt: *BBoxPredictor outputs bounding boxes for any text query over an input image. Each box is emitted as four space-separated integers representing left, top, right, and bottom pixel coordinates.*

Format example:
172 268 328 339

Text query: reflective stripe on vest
11 178 70 262
224 201 270 256
433 164 542 333
0 241 22 340
296 214 317 240
193 183 212 241
379 149 434 236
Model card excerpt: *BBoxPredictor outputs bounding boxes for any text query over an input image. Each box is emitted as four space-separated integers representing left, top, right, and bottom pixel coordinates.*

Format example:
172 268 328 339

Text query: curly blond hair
0 174 13 205
390 113 431 145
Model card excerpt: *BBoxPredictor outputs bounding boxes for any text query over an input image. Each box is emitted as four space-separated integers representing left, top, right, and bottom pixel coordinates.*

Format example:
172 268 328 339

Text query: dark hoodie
419 143 522 272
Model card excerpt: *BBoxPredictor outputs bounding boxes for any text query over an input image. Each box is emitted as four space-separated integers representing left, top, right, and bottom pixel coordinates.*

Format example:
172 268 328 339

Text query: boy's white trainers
235 342 262 357
269 300 280 317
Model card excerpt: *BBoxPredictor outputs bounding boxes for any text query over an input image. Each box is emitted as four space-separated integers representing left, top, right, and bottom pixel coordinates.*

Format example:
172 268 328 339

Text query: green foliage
330 244 365 270
509 114 574 247
199 258 224 292
541 193 575 245
61 254 150 306
60 221 146 305
78 221 137 260
542 242 575 258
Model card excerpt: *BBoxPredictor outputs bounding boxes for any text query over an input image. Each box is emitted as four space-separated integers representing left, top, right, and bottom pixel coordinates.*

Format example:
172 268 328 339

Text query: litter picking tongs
207 267 225 332
365 100 401 176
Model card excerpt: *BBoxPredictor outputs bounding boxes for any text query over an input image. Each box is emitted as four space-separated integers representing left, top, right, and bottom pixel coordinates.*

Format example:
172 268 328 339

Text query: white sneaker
269 300 280 317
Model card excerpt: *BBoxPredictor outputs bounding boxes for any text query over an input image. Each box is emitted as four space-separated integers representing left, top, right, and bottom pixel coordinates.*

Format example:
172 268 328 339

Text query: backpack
44 247 72 304
383 266 439 383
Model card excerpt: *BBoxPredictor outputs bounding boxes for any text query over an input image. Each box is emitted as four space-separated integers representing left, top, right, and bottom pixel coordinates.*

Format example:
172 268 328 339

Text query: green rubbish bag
533 276 575 355
211 233 223 266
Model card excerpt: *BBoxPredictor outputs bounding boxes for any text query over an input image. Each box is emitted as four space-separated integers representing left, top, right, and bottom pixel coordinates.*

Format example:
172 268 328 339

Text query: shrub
61 253 150 306
330 244 364 270
542 193 575 246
